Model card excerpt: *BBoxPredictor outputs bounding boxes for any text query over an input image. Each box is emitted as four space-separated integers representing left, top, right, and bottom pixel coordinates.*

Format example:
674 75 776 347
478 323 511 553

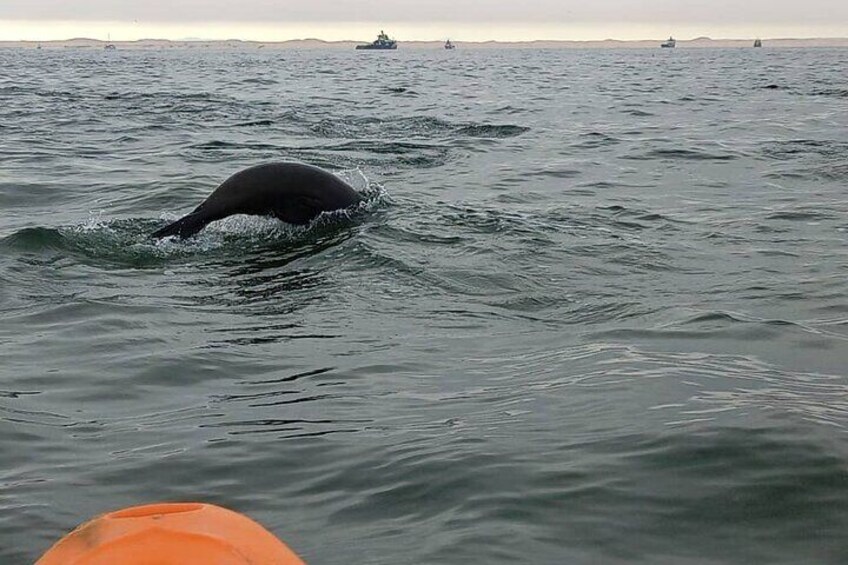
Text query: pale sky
1 1 846 41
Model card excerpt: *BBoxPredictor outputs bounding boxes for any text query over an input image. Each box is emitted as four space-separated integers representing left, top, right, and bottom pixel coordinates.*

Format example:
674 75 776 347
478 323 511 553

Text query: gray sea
1 46 847 563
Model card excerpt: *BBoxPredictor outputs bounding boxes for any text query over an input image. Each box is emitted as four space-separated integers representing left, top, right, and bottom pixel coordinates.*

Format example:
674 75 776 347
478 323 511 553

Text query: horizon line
6 35 848 44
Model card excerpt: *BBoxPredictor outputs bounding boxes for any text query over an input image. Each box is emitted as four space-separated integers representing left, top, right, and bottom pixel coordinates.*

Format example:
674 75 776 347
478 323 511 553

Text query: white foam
74 210 112 233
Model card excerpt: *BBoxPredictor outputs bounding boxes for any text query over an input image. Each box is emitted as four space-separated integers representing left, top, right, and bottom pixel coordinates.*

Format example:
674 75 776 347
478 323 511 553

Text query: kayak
37 502 305 564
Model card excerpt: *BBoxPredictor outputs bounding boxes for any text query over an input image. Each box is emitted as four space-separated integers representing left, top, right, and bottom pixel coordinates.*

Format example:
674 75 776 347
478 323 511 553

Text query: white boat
661 37 676 48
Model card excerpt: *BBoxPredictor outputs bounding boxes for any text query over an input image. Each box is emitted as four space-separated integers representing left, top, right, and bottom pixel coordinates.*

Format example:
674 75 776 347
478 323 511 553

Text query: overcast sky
1 1 846 41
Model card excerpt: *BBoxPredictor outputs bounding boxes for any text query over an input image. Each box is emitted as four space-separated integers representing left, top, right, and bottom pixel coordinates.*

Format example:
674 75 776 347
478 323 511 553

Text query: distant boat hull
356 30 397 50
355 44 397 50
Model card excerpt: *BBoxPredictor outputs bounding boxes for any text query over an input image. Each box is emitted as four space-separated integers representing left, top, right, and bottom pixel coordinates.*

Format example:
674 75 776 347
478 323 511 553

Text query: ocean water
1 46 847 563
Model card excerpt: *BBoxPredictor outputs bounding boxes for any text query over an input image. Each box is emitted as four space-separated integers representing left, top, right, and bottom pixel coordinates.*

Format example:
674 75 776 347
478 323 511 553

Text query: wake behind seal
151 162 364 239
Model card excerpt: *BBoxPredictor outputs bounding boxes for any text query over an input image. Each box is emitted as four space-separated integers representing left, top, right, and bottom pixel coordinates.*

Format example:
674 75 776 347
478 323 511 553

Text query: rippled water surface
2 46 848 563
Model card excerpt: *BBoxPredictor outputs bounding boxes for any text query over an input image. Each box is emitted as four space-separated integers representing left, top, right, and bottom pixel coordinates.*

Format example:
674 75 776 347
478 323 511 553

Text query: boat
444 39 456 50
356 30 397 50
37 502 306 565
104 33 116 50
661 36 676 48
754 38 763 48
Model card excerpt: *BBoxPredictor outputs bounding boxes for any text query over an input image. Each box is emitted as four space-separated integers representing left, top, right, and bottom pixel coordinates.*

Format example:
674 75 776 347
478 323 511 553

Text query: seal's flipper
150 212 209 239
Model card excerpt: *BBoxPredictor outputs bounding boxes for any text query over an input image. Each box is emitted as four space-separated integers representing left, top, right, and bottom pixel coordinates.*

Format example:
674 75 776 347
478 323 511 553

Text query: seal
150 162 363 239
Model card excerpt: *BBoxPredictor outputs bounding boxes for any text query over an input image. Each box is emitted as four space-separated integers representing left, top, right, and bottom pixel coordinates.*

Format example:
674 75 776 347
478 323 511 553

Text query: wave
592 309 848 347
765 210 837 221
454 124 529 138
760 139 848 160
807 88 848 98
103 91 224 102
570 132 622 149
0 226 67 252
308 115 528 140
626 148 739 161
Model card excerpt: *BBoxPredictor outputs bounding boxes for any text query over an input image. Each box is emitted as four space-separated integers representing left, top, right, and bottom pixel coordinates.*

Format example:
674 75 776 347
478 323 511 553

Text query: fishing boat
444 39 456 50
754 38 763 48
661 36 676 48
356 30 397 50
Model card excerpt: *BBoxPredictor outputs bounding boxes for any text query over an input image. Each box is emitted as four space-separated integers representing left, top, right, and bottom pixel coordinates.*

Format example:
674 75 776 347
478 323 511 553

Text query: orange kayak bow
37 502 306 565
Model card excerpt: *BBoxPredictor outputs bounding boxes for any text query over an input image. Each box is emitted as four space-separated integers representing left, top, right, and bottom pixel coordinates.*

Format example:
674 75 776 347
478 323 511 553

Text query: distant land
3 37 848 50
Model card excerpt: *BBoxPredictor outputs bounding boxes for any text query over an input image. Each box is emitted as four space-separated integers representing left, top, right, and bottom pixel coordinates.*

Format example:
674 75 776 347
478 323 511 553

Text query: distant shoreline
3 37 848 50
